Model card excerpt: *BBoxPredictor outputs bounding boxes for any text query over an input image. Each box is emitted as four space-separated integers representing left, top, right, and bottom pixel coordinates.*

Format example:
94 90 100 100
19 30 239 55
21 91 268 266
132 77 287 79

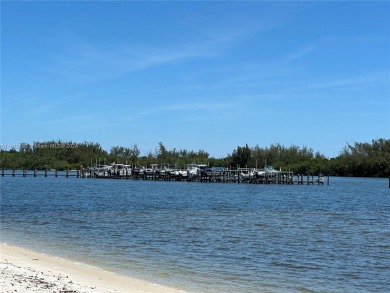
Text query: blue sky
2 1 389 158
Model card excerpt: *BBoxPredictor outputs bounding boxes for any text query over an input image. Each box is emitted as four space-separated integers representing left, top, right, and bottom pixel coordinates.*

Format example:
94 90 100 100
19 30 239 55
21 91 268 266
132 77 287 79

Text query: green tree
230 144 251 167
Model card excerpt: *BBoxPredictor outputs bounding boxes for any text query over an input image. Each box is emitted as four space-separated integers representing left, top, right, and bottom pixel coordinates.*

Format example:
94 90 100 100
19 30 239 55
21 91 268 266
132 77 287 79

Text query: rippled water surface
1 176 390 292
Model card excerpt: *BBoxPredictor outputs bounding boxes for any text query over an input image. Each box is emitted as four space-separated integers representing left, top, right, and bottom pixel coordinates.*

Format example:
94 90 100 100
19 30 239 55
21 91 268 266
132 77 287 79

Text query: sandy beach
0 243 185 293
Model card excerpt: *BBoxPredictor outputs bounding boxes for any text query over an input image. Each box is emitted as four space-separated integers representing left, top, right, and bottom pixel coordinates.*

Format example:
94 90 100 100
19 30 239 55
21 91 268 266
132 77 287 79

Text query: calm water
1 176 389 292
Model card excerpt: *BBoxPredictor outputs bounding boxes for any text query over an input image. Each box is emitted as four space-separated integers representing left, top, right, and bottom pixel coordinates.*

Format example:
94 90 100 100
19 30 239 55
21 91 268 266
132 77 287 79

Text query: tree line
0 138 389 177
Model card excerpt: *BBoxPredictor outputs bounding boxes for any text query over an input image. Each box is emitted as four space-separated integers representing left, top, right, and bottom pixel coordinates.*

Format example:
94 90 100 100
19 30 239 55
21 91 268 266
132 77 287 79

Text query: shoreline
0 243 186 293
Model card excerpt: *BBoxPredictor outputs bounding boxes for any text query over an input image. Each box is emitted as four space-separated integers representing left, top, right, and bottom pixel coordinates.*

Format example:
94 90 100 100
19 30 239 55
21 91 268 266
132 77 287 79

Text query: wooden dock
1 168 328 185
1 169 80 178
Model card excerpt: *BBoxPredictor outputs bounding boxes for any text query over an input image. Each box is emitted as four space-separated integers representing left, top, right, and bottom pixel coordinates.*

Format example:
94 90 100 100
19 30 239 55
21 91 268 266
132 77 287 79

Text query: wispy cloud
307 70 390 91
27 93 82 116
284 44 316 62
37 115 95 126
261 70 390 98
161 101 233 112
36 114 118 132
137 100 237 117
48 26 262 84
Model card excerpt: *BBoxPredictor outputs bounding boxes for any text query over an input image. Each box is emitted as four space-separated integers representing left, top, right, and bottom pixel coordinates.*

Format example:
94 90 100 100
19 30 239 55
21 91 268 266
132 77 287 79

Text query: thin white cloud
36 115 119 132
134 99 241 121
27 94 82 116
37 115 95 126
48 26 263 84
284 44 315 62
218 62 294 88
248 70 390 97
162 101 232 112
308 71 390 91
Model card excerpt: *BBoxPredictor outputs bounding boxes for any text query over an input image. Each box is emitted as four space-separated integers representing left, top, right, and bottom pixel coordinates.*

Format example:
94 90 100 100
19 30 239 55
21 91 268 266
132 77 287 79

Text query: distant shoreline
1 138 389 178
0 243 185 293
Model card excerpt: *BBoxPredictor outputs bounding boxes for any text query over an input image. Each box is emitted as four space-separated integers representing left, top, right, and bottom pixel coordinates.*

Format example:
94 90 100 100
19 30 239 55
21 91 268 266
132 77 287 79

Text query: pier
1 166 327 185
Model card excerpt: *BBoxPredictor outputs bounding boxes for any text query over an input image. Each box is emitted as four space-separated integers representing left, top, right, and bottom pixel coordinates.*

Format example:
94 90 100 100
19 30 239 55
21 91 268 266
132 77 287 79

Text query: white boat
154 165 173 178
111 163 132 177
145 164 159 175
170 168 188 178
132 165 145 176
186 164 207 177
94 165 113 178
239 168 256 180
254 166 280 177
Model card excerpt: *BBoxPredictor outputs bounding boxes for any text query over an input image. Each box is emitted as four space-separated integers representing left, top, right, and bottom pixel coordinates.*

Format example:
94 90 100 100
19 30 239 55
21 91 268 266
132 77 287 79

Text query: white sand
0 243 186 293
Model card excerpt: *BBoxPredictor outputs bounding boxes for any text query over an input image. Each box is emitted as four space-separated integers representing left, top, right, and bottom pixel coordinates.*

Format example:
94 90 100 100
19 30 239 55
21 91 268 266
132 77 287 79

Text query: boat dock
1 166 328 185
